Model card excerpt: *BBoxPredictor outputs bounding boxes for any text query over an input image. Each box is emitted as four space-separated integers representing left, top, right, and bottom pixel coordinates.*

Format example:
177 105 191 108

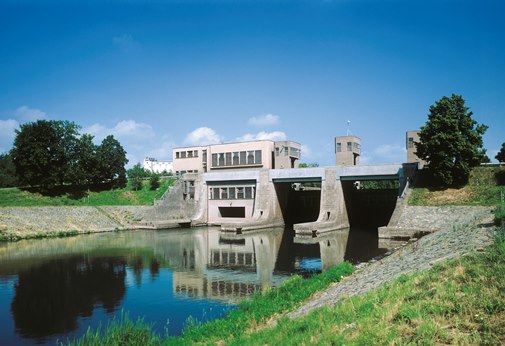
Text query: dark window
240 151 246 164
219 207 246 218
336 143 342 152
275 147 280 156
176 152 180 159
255 150 262 164
194 150 198 157
408 137 414 149
245 186 252 199
225 152 232 166
347 142 352 151
181 151 187 158
237 187 244 199
233 152 239 165
212 153 217 167
219 153 225 166
247 151 254 164
221 187 228 199
229 187 236 199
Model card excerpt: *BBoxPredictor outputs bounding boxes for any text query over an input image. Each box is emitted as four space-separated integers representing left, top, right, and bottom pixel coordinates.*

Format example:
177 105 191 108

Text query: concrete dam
149 163 418 236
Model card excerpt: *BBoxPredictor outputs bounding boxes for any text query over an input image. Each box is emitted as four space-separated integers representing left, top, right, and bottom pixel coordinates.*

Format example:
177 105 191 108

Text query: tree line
2 120 128 190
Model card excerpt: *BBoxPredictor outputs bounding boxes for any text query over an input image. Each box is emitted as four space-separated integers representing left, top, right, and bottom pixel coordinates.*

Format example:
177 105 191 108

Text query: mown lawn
0 178 175 207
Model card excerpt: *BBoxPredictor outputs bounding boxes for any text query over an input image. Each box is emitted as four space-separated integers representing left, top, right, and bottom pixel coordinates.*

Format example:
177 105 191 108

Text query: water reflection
294 229 349 271
11 256 127 341
0 226 395 345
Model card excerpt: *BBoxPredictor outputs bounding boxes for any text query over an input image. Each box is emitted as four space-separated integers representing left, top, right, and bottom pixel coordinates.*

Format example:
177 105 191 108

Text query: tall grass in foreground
231 230 505 345
68 229 505 345
68 263 354 346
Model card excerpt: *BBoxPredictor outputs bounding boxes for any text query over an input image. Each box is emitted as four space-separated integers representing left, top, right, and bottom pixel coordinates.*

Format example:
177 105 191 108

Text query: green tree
0 152 19 188
496 143 505 163
299 162 319 168
96 135 128 188
127 163 146 191
11 120 80 189
416 94 488 186
68 134 99 186
149 172 160 190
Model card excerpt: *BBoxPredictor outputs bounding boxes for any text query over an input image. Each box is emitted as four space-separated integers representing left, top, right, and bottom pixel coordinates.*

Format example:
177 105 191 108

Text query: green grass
67 230 505 346
0 230 83 241
410 166 504 206
0 178 175 207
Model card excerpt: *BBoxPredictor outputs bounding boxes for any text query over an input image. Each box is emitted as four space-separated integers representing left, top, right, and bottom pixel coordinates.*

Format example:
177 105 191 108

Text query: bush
495 168 505 186
495 203 505 227
149 173 160 190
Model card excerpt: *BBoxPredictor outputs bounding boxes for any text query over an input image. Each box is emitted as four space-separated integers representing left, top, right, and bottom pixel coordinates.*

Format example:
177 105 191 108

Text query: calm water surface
0 226 400 345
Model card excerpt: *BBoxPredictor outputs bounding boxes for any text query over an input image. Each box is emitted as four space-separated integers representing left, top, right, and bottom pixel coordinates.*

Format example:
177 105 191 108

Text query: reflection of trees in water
11 256 127 340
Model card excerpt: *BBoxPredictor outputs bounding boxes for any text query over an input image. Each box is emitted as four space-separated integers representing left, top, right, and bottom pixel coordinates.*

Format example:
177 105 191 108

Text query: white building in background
143 157 173 174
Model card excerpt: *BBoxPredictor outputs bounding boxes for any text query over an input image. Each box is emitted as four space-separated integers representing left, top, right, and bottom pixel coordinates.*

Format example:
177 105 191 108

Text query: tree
149 172 160 190
127 163 146 191
496 143 505 163
416 94 488 186
68 134 99 186
11 120 80 189
299 162 319 168
0 152 18 188
96 135 128 188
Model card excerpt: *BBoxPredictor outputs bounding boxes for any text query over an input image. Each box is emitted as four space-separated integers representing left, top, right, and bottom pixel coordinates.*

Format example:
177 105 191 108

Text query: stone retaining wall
0 206 154 236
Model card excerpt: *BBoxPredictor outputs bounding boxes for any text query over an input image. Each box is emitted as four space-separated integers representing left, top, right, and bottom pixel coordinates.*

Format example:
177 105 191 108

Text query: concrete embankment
0 206 155 237
287 205 496 320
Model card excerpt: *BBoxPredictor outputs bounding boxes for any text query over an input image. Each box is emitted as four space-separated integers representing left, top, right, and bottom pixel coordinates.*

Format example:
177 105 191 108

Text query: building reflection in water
293 229 350 271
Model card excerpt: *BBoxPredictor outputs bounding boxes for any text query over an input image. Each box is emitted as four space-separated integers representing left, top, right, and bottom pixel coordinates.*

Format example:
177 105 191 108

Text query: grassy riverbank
0 178 175 207
68 230 505 345
409 166 504 206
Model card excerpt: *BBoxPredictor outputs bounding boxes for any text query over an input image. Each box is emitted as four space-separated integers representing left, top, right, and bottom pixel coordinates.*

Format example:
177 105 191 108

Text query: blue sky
1 0 504 167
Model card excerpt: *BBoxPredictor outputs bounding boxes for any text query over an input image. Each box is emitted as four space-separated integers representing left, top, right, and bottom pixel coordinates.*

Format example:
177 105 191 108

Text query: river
0 226 400 345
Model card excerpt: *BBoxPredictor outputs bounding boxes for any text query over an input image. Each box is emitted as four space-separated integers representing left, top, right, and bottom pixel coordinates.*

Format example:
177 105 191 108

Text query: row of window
175 150 199 159
210 186 255 200
211 150 262 167
336 142 361 153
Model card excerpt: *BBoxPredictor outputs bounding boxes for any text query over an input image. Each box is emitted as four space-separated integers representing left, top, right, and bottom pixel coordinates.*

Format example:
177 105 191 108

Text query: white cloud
371 144 406 164
247 113 280 127
85 120 155 142
113 34 141 51
184 127 222 146
236 131 287 142
0 119 19 154
84 120 157 168
13 105 46 121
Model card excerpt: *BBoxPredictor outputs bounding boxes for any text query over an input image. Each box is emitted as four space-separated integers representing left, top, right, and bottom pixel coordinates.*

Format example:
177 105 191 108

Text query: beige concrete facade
173 140 301 175
335 136 361 166
406 130 426 165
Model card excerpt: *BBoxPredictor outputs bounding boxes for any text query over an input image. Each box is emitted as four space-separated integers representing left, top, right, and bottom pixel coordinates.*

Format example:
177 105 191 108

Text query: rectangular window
247 151 254 164
212 153 218 167
176 152 180 159
347 142 352 151
255 150 262 164
233 152 239 165
229 187 236 199
213 187 220 199
194 150 198 157
181 151 187 158
187 150 193 158
408 137 414 149
219 207 245 218
202 150 207 162
284 146 288 156
336 143 341 152
218 153 225 166
225 152 232 166
237 187 244 199
221 187 228 199
240 151 246 164
354 143 360 150
245 186 252 199
275 147 280 156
